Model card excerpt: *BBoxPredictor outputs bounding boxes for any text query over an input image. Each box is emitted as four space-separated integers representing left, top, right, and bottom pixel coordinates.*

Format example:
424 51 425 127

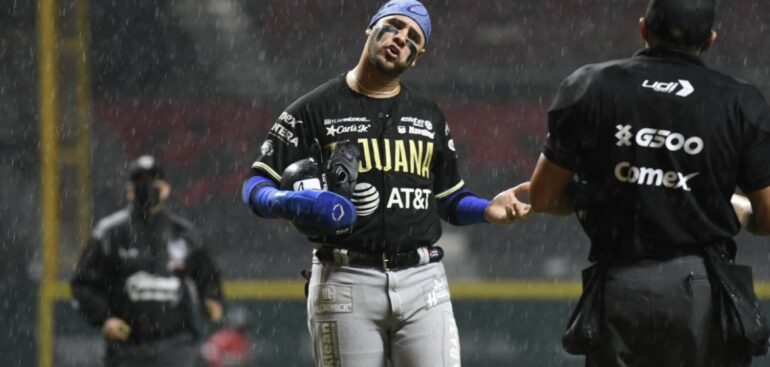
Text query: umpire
528 0 770 366
71 155 224 367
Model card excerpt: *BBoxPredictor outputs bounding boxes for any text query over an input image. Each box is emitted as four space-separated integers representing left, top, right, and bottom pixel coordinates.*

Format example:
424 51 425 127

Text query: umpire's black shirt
545 47 770 261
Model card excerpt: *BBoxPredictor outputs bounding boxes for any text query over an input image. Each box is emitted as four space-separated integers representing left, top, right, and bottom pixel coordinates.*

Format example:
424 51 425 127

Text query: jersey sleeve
737 85 770 193
250 100 315 183
433 112 465 200
543 66 593 172
187 247 224 302
70 237 112 327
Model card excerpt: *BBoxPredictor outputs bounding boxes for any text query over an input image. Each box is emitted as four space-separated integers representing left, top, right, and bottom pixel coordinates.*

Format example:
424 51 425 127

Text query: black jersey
251 75 464 253
71 208 222 342
545 47 770 260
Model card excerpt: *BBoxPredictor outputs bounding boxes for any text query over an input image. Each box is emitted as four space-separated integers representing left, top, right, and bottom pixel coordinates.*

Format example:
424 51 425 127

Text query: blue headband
368 0 432 43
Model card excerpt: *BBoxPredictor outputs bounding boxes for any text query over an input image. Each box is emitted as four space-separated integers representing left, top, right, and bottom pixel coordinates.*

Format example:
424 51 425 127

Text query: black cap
128 155 164 181
646 0 715 47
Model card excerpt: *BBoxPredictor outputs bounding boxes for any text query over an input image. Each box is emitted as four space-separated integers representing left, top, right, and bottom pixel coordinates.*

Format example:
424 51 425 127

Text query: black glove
325 140 361 198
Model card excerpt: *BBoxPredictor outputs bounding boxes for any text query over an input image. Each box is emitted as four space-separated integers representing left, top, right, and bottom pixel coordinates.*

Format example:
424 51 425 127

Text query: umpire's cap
646 0 716 47
128 155 164 181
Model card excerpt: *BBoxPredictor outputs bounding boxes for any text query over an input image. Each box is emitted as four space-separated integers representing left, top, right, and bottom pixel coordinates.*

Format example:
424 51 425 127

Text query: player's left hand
485 182 532 224
204 298 223 323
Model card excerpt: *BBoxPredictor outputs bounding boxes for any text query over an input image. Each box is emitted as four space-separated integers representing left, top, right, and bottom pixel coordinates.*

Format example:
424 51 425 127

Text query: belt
314 245 444 271
609 243 728 265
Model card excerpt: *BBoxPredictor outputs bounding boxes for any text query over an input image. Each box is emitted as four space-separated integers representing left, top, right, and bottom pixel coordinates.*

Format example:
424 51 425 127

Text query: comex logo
615 125 704 155
614 162 699 191
641 79 694 97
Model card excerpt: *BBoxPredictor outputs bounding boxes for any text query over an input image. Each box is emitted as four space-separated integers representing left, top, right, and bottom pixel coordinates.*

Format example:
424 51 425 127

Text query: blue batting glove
273 190 357 230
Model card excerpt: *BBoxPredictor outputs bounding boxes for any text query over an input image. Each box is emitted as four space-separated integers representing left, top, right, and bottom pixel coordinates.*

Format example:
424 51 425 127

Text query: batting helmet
280 141 361 237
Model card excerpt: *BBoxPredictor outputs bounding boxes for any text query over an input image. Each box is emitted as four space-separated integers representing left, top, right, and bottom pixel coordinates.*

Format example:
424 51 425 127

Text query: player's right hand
274 189 357 229
102 317 131 342
485 182 532 224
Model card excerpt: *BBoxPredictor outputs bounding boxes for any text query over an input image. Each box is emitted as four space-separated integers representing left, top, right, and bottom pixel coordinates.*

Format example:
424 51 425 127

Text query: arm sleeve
433 113 466 200
543 66 593 172
737 85 770 193
187 247 224 302
70 238 112 327
242 175 280 218
437 188 489 225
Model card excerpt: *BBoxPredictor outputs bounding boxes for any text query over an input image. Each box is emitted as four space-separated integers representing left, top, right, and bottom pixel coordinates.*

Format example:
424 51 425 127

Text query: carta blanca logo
614 161 699 191
641 79 694 97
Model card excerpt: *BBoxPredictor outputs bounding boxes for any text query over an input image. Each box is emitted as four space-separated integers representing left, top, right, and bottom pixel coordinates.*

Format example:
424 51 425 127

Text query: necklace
346 71 400 98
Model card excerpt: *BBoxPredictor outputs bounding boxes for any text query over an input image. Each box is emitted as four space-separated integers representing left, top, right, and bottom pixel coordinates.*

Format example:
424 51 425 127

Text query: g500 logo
615 125 704 155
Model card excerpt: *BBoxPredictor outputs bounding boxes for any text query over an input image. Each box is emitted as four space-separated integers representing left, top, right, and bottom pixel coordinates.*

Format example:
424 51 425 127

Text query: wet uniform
71 208 223 367
250 75 464 366
546 47 770 366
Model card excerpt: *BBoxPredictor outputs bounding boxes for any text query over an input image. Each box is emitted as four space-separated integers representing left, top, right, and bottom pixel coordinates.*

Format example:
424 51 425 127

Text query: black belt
606 242 735 265
314 245 444 271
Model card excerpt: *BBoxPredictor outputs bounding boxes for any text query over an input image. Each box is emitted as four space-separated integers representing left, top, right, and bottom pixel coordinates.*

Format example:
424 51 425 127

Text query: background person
71 155 224 367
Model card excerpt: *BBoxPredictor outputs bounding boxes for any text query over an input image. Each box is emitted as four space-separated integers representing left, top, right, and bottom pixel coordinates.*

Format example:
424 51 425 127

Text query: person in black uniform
526 0 770 366
71 155 224 367
241 0 530 365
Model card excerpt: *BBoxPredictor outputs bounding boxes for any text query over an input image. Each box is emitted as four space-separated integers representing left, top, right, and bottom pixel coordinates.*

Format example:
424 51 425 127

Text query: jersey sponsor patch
641 79 694 97
423 277 450 309
326 124 371 137
398 125 435 139
314 321 342 367
323 116 369 126
615 125 704 155
277 111 303 128
614 161 699 191
313 284 353 314
268 122 299 147
387 187 432 210
351 182 380 216
401 116 433 130
125 271 181 303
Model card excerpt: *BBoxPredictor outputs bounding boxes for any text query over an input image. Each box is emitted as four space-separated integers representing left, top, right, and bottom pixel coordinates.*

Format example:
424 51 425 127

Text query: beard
371 55 408 77
366 29 409 77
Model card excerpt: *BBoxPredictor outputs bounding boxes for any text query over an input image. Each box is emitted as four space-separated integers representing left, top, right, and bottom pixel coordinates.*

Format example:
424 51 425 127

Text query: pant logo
317 321 342 367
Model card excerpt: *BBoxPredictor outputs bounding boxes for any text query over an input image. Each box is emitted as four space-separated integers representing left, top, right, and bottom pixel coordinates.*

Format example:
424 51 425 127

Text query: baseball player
527 0 770 366
241 1 530 365
71 155 224 367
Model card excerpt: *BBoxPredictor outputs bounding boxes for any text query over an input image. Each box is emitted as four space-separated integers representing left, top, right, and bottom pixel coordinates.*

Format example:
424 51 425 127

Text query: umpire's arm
747 187 770 235
187 247 224 322
529 154 575 216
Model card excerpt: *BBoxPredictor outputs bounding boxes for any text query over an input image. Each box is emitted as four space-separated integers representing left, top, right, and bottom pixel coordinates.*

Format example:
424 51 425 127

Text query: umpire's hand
102 317 131 342
485 182 532 224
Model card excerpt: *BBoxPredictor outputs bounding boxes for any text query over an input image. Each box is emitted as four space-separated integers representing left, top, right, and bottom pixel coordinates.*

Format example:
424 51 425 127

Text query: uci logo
641 79 694 97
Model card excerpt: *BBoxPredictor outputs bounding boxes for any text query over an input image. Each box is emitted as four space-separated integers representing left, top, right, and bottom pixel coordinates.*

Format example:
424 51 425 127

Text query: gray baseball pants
307 260 461 367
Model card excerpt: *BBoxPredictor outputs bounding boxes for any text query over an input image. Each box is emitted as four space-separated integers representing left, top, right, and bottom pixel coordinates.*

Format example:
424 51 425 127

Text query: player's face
366 15 426 76
126 175 170 213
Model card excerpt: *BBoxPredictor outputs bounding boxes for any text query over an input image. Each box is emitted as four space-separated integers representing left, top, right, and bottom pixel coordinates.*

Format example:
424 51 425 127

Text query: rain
2 0 770 366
